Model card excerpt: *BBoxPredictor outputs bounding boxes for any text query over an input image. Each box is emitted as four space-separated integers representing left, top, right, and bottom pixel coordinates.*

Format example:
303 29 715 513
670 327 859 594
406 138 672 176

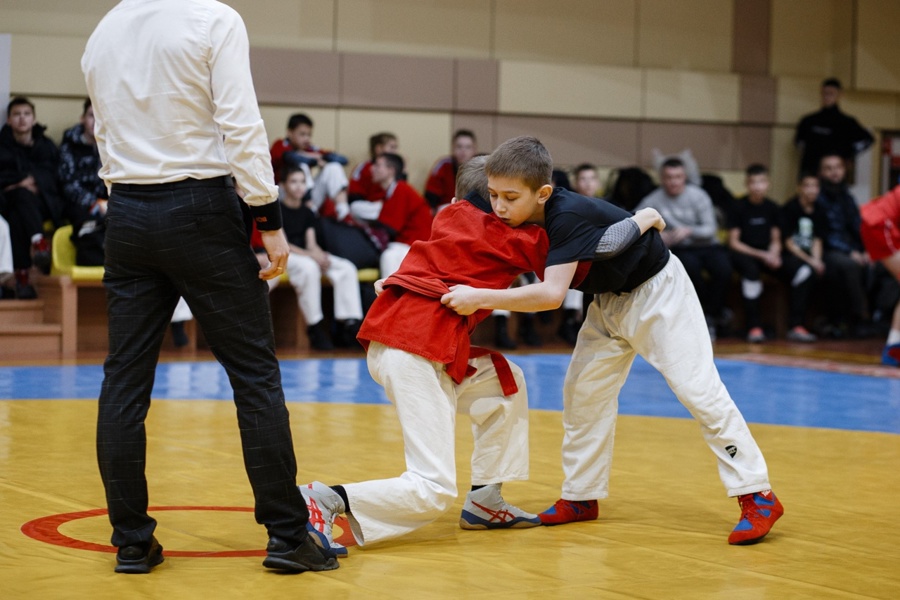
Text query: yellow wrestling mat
2 398 899 599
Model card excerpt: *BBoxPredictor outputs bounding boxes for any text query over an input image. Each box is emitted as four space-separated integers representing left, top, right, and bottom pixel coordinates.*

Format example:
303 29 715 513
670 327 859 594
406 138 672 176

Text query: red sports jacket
358 199 549 389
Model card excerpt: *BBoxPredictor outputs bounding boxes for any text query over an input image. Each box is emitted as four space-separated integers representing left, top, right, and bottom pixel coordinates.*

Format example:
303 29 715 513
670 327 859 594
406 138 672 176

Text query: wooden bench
38 225 379 356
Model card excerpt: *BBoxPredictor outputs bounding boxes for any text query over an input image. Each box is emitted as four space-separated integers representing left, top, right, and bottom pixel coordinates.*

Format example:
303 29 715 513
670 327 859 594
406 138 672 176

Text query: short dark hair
456 155 488 199
281 164 307 182
484 136 553 192
287 113 313 131
453 129 476 143
745 163 768 177
822 77 843 90
660 157 684 171
82 98 92 116
369 132 397 157
7 96 35 118
573 163 597 177
797 170 819 183
379 152 405 178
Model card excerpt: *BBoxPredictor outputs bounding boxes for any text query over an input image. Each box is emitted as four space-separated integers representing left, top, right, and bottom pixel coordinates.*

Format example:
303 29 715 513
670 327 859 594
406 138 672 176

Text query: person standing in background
795 78 873 179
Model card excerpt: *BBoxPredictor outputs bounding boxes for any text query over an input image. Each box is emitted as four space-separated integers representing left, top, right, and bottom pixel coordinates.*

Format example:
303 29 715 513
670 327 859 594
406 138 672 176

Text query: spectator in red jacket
424 129 477 212
351 153 432 277
348 132 398 202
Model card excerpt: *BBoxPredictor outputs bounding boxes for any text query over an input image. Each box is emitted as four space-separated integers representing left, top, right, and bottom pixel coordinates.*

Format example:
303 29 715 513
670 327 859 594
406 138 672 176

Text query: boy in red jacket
299 156 548 553
861 185 900 365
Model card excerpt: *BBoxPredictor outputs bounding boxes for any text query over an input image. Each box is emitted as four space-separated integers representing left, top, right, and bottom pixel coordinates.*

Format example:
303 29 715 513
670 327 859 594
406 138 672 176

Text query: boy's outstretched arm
441 262 577 316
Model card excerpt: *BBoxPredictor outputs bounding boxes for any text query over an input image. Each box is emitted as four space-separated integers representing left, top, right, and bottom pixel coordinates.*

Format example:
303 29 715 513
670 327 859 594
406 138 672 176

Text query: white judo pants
563 288 583 311
561 254 771 500
268 252 363 325
0 216 12 279
379 241 410 278
306 162 349 213
344 342 530 546
171 297 192 323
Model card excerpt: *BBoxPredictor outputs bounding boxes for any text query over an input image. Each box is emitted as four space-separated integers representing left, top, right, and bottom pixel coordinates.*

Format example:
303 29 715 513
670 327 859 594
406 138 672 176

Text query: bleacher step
0 323 63 359
0 300 46 326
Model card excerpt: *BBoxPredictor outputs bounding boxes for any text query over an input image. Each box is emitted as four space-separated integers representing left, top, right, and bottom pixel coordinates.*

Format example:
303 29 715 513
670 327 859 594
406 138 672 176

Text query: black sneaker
15 282 37 300
115 536 164 574
557 317 579 346
519 316 542 347
494 316 517 350
170 321 189 348
336 319 361 348
307 320 334 350
263 534 339 573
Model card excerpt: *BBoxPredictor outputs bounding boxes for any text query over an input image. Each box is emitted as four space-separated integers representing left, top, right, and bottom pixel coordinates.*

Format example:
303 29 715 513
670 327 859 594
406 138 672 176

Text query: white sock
887 329 900 346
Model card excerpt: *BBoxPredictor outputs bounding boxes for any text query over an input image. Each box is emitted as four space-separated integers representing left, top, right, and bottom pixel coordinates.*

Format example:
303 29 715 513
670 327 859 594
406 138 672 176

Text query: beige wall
3 0 900 201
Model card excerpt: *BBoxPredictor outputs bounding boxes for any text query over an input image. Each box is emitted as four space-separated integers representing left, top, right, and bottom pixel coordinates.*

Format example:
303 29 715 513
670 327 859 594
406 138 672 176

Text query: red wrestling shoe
728 490 784 545
538 499 598 526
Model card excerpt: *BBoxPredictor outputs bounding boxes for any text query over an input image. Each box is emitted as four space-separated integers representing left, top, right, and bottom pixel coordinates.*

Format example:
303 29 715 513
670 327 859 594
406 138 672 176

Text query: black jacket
0 123 64 225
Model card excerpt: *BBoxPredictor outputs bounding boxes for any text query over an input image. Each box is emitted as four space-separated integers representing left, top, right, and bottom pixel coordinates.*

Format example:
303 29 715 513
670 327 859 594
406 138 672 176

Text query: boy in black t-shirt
728 164 816 343
441 136 783 546
271 165 364 350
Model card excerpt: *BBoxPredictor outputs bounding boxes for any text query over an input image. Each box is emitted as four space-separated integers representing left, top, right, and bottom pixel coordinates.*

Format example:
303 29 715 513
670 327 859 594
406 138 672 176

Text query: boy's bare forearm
441 263 577 315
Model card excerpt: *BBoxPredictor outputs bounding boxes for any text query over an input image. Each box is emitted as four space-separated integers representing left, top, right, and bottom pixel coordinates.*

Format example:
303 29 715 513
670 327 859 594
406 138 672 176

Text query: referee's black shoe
263 534 339 573
114 536 164 574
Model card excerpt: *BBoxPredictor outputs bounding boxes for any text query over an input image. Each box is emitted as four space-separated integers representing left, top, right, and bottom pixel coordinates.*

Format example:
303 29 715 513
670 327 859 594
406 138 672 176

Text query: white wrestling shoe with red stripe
459 483 541 530
299 481 349 557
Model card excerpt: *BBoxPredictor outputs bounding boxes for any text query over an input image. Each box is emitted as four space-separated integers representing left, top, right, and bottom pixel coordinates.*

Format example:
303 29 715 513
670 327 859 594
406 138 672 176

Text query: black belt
111 176 232 193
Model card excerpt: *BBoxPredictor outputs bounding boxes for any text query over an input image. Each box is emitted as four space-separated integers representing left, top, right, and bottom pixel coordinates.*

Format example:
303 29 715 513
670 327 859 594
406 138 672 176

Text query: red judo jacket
358 198 549 389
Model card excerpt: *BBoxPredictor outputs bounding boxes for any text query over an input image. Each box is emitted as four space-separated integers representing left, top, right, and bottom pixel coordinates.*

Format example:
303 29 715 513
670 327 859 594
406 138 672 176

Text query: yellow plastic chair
51 224 105 281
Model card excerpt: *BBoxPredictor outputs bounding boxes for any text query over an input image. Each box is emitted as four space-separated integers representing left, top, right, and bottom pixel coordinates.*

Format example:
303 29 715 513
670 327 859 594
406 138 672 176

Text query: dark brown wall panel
455 58 499 113
250 48 340 105
495 116 640 167
740 74 777 124
341 53 455 110
732 0 771 75
735 125 773 170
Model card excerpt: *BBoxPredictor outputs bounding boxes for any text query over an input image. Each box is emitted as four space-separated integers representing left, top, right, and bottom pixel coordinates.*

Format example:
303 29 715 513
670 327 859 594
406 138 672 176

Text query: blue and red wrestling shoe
538 499 599 526
728 489 784 545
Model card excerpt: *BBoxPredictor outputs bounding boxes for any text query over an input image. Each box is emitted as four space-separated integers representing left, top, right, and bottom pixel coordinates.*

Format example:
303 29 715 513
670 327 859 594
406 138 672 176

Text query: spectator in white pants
0 215 14 298
270 166 363 350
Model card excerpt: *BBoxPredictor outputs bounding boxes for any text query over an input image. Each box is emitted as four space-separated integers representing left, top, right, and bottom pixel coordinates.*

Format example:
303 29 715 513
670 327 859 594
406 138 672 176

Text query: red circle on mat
21 506 355 558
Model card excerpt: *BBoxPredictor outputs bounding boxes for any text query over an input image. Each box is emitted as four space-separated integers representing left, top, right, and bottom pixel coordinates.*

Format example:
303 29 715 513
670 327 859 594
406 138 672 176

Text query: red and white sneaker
538 498 598 526
728 489 784 545
299 481 348 557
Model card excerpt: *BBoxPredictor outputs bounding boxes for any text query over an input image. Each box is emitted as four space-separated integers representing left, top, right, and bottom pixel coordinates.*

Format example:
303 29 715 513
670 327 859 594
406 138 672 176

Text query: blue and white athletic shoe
459 484 541 530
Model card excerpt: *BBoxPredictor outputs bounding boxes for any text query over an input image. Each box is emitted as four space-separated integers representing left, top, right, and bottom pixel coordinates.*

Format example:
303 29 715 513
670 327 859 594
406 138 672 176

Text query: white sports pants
269 252 363 325
308 162 349 212
344 342 530 546
379 241 410 278
560 255 771 500
563 288 584 311
0 216 12 278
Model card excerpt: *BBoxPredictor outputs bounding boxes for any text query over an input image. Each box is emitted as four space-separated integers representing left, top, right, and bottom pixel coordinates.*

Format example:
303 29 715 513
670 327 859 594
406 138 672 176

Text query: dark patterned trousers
97 177 308 548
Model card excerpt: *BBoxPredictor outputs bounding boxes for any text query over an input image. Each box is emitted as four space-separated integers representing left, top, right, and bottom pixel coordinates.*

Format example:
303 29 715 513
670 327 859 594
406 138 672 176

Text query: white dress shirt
81 0 278 207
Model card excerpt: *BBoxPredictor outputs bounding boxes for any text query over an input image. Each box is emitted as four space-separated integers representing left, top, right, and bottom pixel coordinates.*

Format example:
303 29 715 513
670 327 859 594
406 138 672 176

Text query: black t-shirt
729 196 781 250
794 105 873 175
543 188 669 294
281 202 317 249
780 196 828 255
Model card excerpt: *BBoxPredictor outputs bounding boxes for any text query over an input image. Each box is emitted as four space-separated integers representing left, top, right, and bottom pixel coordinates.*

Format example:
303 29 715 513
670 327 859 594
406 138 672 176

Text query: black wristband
249 201 283 231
